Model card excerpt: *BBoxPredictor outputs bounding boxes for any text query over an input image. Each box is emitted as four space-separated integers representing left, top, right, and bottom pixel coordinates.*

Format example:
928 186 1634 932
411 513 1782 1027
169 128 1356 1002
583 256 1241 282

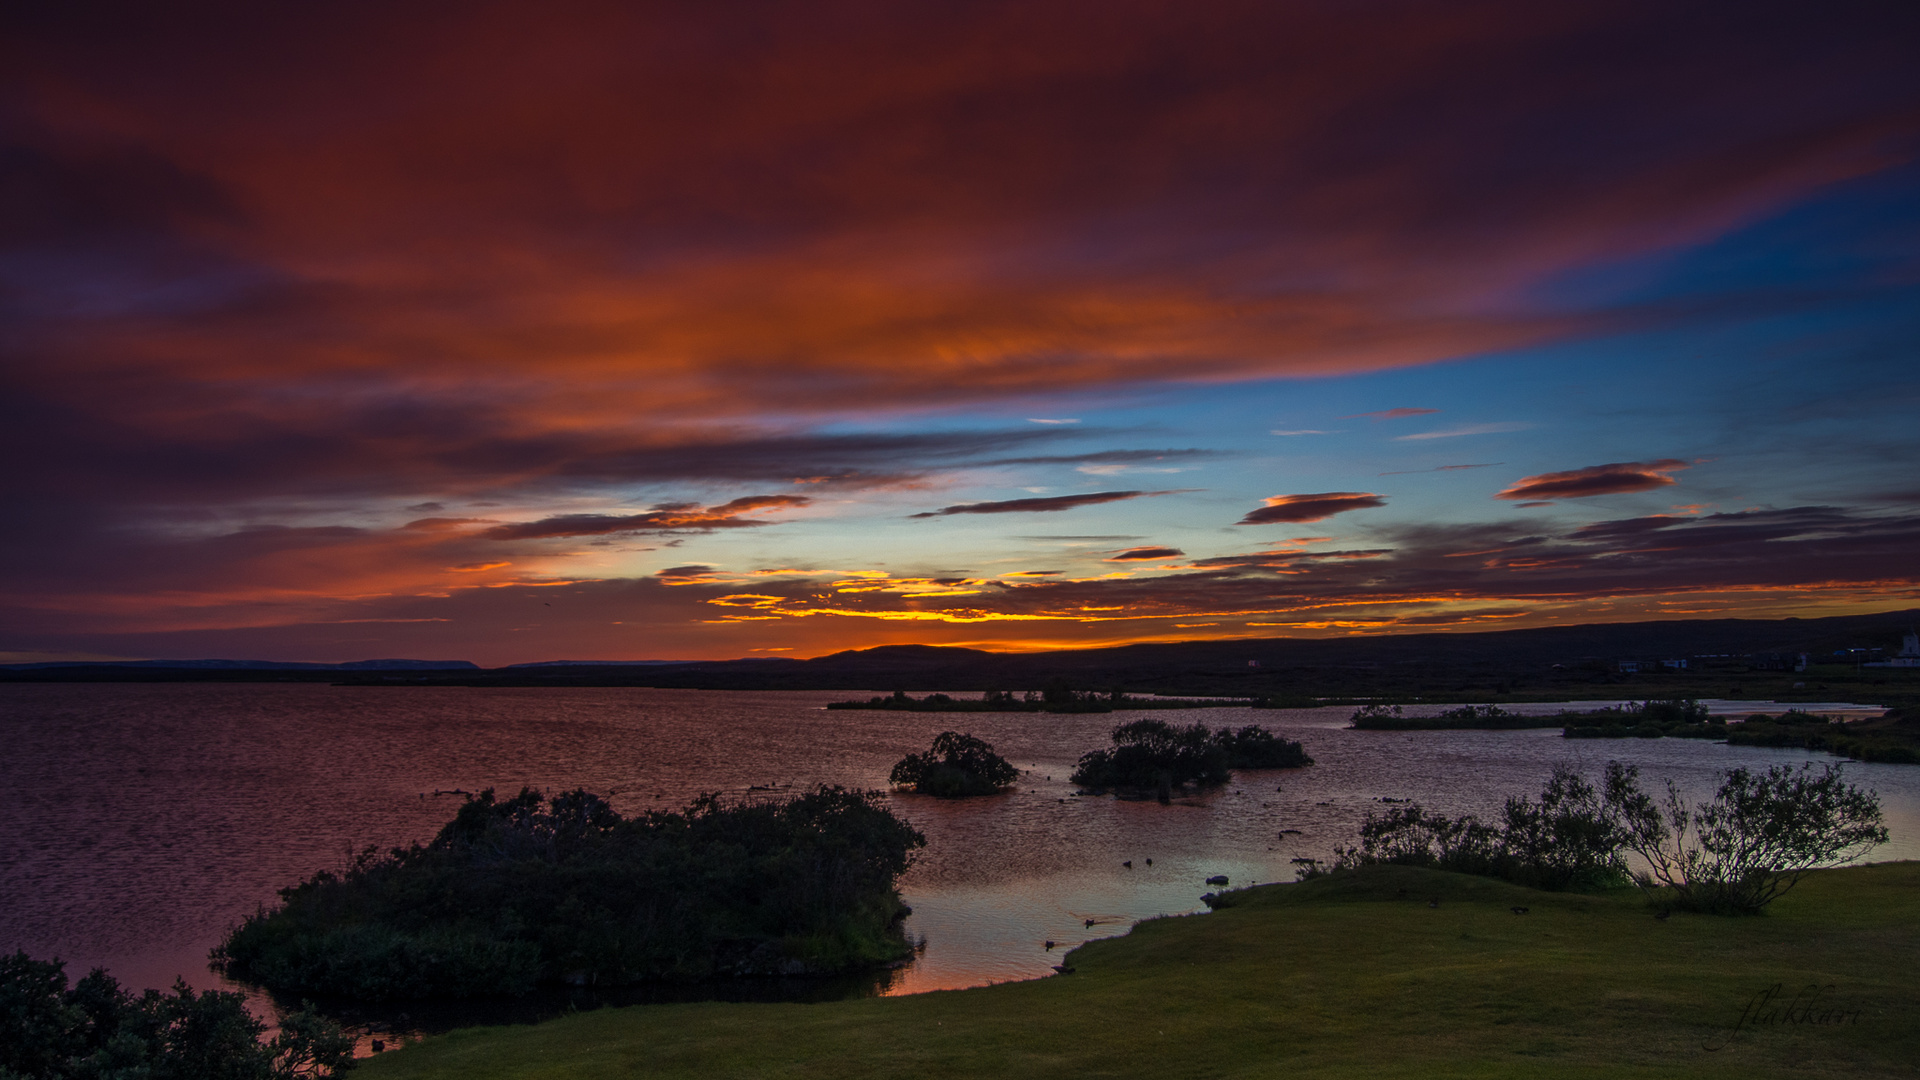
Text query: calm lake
3 684 1915 1043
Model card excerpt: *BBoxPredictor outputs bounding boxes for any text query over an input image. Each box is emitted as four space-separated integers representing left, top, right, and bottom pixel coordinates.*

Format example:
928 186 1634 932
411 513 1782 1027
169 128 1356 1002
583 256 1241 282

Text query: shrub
1214 725 1315 769
0 953 353 1079
1339 805 1504 876
1336 762 1887 909
216 786 925 1000
1348 704 1405 729
1071 720 1311 798
1495 767 1630 891
1602 761 1887 913
889 731 1019 796
1334 766 1626 891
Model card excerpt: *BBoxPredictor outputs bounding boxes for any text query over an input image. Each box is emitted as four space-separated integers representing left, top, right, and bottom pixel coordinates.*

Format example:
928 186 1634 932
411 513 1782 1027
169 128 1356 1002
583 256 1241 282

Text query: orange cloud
1496 460 1688 501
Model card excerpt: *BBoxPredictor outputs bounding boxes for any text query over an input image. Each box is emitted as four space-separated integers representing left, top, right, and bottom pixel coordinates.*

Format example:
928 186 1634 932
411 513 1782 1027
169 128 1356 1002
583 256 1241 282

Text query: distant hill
6 612 1915 704
425 611 1920 692
504 660 691 668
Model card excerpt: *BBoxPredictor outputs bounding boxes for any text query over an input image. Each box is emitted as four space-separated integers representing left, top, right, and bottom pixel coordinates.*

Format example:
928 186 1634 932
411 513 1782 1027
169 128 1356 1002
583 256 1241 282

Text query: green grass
358 862 1920 1079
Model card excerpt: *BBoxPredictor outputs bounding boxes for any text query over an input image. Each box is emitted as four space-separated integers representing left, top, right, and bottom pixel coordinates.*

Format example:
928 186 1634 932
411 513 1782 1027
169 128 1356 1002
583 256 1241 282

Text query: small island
828 687 1257 713
1348 703 1566 730
1348 699 1920 765
1557 698 1730 740
1350 699 1736 738
1071 719 1312 801
1572 702 1919 763
889 731 1020 796
215 786 925 1001
1719 705 1919 762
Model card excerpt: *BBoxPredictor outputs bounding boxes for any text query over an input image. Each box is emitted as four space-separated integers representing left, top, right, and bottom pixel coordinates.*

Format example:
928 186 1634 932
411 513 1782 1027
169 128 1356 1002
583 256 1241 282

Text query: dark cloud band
484 496 810 539
911 490 1180 518
1237 493 1387 525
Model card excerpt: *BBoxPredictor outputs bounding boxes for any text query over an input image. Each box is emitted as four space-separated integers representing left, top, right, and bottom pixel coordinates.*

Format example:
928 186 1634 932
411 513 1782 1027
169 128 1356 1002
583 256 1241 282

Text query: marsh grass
355 861 1920 1079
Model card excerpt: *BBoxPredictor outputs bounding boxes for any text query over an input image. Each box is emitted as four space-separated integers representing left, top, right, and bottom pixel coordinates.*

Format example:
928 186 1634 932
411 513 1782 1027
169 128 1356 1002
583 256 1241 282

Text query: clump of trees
0 953 353 1079
1332 766 1627 891
216 786 925 1001
889 731 1019 796
1070 720 1312 801
1330 762 1886 912
1215 724 1318 768
1603 762 1888 913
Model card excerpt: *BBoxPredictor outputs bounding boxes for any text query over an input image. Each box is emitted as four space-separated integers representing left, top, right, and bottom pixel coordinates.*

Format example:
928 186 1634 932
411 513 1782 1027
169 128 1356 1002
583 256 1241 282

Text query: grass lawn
357 861 1920 1079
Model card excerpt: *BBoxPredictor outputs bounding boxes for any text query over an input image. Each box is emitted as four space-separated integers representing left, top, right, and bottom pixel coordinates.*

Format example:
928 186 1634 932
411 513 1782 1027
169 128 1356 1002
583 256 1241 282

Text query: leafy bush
1347 704 1404 728
1213 725 1315 768
1334 766 1627 891
889 731 1019 796
1070 720 1311 798
1602 761 1888 913
0 952 353 1079
1335 762 1888 911
216 786 925 1001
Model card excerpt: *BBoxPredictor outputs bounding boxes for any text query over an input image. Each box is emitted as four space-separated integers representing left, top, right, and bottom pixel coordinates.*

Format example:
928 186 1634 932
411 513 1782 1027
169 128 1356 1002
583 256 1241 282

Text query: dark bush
0 952 353 1079
1333 766 1626 891
889 731 1019 796
215 786 925 1001
1071 720 1311 798
1603 761 1887 913
1214 725 1315 768
1334 762 1888 910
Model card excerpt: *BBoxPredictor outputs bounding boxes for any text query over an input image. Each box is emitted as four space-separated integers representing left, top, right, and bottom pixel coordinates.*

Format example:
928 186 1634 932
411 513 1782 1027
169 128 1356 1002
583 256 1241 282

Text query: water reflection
1 684 1913 1036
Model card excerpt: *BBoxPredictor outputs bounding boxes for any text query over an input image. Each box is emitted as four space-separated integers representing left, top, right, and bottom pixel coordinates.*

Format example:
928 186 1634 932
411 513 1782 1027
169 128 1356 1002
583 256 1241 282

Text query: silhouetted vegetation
1348 703 1566 730
888 731 1019 796
1559 698 1728 740
0 952 353 1079
1604 761 1887 913
1347 699 1738 736
1328 762 1886 912
1720 706 1920 763
1330 766 1628 891
827 686 1253 712
1070 720 1311 800
215 786 925 1001
1213 724 1317 768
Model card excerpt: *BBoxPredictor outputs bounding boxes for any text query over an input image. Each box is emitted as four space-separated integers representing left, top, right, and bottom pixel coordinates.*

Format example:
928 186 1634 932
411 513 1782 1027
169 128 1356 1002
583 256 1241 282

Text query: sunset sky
5 1 1919 665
